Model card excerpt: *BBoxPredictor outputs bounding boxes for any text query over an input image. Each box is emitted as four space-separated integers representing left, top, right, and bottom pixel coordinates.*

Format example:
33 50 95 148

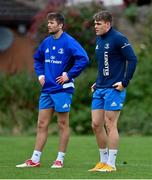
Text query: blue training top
34 32 89 94
95 27 137 88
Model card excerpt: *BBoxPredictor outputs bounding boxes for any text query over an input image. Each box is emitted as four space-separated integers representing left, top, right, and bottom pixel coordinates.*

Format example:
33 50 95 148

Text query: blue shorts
92 88 126 111
39 92 72 112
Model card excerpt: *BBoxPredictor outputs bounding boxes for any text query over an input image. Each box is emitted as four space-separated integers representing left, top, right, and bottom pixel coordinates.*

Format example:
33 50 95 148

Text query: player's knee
104 122 110 132
92 121 100 131
37 119 48 130
58 119 68 130
105 118 115 131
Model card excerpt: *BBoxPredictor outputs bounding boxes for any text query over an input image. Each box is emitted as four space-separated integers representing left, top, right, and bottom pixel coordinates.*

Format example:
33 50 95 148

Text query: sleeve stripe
121 44 130 49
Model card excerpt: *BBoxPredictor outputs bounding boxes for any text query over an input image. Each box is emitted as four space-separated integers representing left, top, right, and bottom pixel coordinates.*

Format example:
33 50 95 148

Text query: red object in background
28 0 67 38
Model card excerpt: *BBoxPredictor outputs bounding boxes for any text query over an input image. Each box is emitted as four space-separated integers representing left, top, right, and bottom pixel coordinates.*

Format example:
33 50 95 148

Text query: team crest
104 43 110 49
58 48 64 54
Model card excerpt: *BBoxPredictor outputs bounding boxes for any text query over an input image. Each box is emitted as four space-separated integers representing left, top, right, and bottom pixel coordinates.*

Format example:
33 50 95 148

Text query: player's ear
59 23 64 30
106 21 111 27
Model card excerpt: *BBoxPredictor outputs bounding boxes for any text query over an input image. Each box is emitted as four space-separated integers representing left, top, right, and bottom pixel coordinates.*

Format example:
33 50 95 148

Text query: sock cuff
99 148 108 152
34 150 42 155
58 151 66 156
109 149 118 153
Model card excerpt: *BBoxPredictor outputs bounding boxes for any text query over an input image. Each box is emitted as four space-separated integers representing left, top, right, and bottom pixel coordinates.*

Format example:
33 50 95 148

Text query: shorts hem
92 107 123 111
104 108 122 111
55 110 70 113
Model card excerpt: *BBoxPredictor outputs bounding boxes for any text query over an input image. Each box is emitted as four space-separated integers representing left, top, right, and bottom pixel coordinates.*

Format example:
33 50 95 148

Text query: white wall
67 0 123 6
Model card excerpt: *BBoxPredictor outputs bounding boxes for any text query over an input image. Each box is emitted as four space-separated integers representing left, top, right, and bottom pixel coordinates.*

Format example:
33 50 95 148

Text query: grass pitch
0 135 152 179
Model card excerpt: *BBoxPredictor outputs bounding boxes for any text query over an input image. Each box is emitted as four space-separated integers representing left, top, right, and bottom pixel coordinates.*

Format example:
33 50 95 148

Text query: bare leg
103 110 120 168
92 109 107 148
104 110 120 149
57 112 70 152
34 109 54 151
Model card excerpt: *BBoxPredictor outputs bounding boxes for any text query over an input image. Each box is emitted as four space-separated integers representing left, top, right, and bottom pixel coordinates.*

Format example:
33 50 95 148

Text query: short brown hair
93 11 112 24
47 12 65 26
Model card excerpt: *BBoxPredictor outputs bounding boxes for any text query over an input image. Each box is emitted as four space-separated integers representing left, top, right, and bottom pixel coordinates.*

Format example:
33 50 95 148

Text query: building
0 0 38 73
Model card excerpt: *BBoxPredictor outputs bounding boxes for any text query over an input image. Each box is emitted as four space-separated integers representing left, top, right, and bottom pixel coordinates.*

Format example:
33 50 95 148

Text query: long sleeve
119 37 137 87
67 38 89 79
34 43 45 77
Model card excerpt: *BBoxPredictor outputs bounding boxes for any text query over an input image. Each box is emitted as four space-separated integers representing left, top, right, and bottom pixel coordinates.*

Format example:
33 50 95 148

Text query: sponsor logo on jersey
45 59 50 63
103 51 109 76
52 46 56 50
50 60 62 64
45 59 62 64
50 56 55 60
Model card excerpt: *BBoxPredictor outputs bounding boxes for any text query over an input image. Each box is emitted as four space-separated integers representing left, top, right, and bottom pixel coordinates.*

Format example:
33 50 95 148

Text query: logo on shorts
62 103 68 108
111 102 117 107
120 103 123 107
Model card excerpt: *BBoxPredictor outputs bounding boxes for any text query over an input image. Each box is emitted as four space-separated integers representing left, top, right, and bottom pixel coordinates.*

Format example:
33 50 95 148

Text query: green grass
0 136 152 179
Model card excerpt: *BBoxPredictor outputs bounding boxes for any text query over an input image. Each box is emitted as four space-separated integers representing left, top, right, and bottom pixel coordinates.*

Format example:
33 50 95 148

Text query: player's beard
49 29 59 35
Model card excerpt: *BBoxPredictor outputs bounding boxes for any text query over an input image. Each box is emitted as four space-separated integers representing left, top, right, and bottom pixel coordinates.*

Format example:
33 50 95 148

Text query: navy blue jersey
34 32 89 94
95 27 137 88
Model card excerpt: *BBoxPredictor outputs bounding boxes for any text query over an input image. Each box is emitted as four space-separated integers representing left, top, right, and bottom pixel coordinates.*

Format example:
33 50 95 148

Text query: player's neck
53 30 63 39
105 26 111 33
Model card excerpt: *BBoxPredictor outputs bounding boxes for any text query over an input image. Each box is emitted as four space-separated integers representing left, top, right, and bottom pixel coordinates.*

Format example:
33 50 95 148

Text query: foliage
0 49 152 135
0 72 40 135
0 3 152 135
0 68 95 135
124 4 138 23
28 0 67 40
63 3 103 64
119 27 152 135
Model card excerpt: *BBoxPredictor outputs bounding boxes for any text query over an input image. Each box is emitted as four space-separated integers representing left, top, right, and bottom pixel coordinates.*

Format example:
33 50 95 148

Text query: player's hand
112 82 124 91
91 83 96 92
38 75 45 86
56 72 69 85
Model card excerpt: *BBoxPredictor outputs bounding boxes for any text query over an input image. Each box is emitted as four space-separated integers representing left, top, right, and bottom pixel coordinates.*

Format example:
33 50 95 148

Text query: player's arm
66 38 89 80
113 82 124 91
34 43 45 86
114 36 137 89
56 72 69 85
56 38 89 85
